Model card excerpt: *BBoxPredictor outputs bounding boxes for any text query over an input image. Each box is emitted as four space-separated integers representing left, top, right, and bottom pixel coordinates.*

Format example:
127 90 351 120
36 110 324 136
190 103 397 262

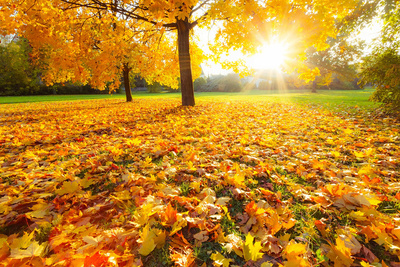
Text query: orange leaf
161 203 178 226
84 252 109 267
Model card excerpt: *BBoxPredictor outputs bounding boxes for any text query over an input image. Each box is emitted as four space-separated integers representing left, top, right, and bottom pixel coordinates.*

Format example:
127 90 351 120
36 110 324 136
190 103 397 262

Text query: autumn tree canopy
304 35 363 92
359 1 400 112
0 0 364 105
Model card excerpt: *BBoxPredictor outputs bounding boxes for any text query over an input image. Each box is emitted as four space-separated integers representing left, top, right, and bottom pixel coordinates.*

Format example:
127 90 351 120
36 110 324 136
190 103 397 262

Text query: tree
0 38 40 95
1 0 362 105
359 1 400 112
16 9 195 102
305 36 362 92
361 48 400 112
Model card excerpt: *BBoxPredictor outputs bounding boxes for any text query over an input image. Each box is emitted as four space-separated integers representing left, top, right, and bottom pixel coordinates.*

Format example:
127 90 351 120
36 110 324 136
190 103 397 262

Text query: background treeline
0 38 108 96
194 73 361 93
0 37 367 96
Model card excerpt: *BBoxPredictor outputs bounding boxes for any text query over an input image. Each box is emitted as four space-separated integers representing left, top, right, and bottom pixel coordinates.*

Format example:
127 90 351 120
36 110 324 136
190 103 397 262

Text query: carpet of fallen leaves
0 98 399 267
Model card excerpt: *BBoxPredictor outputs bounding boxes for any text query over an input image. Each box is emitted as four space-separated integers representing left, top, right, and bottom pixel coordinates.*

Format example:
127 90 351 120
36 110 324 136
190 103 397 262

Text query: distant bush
194 74 242 92
194 77 207 91
242 80 257 90
219 74 242 92
329 78 360 90
49 84 107 95
258 80 272 90
147 82 162 93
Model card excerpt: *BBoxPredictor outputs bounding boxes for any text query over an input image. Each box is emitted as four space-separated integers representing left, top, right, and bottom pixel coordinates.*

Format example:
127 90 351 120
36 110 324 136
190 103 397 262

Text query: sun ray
247 40 290 71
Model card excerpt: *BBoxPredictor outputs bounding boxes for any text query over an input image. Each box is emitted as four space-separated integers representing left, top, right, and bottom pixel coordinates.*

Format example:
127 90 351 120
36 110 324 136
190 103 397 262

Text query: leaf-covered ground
0 98 399 267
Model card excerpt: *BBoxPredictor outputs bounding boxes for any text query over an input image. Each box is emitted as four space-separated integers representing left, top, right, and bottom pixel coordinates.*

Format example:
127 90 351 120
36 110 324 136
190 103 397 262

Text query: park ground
0 89 399 266
0 89 378 108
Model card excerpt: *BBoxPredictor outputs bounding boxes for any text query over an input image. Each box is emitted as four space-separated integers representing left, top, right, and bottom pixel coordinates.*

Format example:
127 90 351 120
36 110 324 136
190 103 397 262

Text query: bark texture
177 19 195 106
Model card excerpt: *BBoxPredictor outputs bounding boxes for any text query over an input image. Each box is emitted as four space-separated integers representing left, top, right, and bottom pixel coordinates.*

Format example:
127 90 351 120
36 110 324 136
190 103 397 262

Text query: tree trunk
311 81 317 93
123 64 133 102
177 19 195 106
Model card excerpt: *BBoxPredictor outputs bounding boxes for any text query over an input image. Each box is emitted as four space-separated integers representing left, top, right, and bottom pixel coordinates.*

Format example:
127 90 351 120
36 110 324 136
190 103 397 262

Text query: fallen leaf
243 233 263 262
211 251 233 267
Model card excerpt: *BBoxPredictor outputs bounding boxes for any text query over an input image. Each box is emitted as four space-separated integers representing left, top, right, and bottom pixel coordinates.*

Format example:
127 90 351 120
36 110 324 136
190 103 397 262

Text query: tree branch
190 0 210 16
190 11 208 29
60 0 177 29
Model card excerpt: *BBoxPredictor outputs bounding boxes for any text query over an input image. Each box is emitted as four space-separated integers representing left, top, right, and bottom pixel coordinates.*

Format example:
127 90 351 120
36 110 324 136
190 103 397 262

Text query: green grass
0 91 180 104
0 94 122 104
0 88 379 109
195 88 378 109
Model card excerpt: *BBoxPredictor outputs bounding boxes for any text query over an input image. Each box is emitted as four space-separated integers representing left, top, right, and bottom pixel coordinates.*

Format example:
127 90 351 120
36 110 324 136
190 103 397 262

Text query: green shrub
360 48 400 112
219 74 242 92
0 39 40 95
194 77 207 91
147 82 162 93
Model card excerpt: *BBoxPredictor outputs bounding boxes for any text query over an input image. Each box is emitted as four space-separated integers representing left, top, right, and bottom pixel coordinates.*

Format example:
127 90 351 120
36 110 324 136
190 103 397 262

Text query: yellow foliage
243 233 264 262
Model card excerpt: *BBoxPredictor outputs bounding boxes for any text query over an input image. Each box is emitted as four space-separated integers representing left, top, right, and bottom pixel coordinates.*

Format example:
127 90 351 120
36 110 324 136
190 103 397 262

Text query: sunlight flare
248 41 290 70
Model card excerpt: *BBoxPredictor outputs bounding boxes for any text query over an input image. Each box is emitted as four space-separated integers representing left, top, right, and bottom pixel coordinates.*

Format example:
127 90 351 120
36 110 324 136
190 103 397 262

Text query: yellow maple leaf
358 165 375 177
10 241 47 259
327 237 353 267
55 181 80 195
245 201 265 217
79 177 96 188
285 241 307 259
284 240 309 267
113 190 132 201
134 203 156 226
26 201 50 219
243 233 263 262
190 181 201 193
153 228 166 249
10 231 35 250
365 195 381 206
138 224 156 256
211 251 233 267
126 138 141 146
375 230 392 246
170 217 187 236
224 173 246 188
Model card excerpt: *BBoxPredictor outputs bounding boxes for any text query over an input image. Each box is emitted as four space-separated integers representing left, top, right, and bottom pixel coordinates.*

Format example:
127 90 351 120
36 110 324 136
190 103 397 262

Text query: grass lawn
0 91 398 266
0 88 379 109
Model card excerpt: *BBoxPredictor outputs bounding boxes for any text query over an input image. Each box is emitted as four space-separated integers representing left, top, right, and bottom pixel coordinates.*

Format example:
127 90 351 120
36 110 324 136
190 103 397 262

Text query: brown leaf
359 245 377 263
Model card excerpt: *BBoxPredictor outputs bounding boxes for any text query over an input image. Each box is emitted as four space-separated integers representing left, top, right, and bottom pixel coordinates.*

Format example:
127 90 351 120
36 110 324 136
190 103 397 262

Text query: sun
248 41 289 70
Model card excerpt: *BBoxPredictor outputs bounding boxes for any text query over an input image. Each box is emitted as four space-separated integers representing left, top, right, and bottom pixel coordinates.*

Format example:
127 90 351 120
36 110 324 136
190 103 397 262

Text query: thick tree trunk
177 19 195 106
123 64 133 102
